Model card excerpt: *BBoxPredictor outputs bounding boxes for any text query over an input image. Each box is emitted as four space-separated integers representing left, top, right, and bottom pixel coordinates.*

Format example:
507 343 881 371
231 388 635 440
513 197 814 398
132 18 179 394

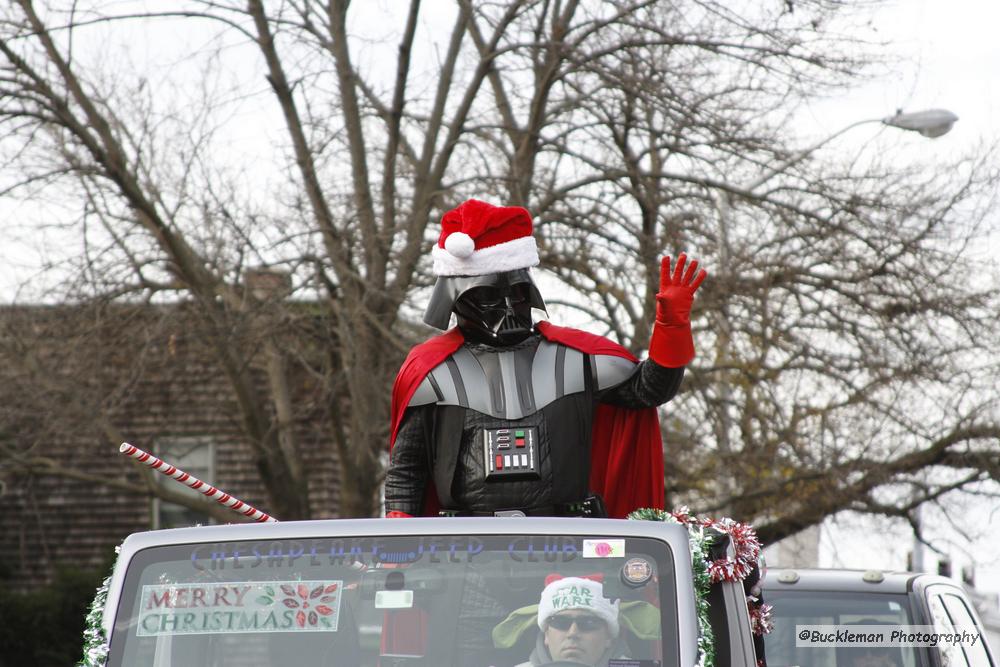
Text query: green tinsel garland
628 507 716 667
78 547 118 667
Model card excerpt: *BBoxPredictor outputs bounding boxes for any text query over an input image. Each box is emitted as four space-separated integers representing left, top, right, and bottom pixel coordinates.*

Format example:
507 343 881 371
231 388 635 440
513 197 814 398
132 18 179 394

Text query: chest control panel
483 427 540 480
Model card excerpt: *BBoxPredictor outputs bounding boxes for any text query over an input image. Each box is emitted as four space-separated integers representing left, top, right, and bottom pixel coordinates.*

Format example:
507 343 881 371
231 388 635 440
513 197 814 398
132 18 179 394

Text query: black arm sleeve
383 406 431 516
596 359 685 409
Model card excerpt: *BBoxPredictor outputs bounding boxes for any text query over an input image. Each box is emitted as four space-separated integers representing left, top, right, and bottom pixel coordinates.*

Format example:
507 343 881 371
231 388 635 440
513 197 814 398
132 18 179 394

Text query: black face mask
423 268 547 334
453 282 535 346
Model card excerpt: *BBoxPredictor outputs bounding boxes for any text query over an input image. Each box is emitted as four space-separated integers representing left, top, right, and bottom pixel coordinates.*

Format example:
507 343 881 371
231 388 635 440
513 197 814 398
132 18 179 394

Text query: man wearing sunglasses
517 576 624 667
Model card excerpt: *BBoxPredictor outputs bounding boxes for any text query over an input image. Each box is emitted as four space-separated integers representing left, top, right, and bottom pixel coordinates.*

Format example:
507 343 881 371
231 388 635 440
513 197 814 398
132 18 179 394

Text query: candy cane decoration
119 442 277 523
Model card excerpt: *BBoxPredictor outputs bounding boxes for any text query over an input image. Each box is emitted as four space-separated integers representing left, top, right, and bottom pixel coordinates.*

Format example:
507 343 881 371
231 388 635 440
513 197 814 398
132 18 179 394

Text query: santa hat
432 199 539 276
537 576 620 638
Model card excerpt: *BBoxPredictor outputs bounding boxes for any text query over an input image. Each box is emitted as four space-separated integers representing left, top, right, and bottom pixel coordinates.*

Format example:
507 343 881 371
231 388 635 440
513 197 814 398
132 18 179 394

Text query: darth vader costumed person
385 199 706 519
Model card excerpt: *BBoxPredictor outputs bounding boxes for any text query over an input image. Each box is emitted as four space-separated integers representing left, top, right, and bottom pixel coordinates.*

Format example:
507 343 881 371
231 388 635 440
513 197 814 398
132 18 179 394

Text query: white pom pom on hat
444 231 475 258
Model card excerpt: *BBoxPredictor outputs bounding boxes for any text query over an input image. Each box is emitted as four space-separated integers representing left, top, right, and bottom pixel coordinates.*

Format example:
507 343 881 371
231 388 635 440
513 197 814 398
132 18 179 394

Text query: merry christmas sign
136 580 342 636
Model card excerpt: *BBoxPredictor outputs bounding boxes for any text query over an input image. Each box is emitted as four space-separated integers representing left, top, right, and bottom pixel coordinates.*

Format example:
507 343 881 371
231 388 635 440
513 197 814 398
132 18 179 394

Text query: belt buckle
579 494 608 518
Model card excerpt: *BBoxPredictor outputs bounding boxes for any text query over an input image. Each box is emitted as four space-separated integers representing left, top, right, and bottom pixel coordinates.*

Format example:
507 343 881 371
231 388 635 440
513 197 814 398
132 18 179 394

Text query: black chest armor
407 335 638 514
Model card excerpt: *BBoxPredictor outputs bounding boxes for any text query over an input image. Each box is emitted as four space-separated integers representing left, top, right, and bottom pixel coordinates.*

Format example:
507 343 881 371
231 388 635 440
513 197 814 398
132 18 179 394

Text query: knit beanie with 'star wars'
536 576 620 638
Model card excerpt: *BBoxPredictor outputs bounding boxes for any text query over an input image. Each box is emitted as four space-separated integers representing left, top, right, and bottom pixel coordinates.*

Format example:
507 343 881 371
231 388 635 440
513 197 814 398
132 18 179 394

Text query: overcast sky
800 0 998 147
2 0 997 293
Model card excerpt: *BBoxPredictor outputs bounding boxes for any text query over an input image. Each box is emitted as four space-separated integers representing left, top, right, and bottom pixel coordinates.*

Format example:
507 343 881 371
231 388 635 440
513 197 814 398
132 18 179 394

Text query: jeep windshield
764 590 920 667
108 532 677 667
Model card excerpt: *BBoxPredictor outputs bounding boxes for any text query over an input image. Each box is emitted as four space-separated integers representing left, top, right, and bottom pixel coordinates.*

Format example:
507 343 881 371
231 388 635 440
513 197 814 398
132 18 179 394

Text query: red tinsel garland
748 599 775 635
669 510 762 584
702 517 761 583
665 507 771 638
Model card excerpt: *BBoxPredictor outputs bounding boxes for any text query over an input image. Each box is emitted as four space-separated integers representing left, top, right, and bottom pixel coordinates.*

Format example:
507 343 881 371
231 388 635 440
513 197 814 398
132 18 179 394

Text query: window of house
152 437 216 530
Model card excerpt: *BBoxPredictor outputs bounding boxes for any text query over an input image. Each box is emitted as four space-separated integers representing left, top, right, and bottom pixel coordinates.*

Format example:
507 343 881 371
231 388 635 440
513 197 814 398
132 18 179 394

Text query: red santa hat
432 199 539 276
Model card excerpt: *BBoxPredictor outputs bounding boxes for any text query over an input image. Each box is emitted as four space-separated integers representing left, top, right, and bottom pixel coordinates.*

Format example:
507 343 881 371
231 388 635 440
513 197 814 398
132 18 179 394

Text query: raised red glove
648 253 707 367
385 510 413 518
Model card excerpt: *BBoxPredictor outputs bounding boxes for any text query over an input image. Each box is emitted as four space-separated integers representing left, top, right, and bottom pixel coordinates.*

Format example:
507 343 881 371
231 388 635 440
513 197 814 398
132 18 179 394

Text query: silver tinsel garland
77 546 118 667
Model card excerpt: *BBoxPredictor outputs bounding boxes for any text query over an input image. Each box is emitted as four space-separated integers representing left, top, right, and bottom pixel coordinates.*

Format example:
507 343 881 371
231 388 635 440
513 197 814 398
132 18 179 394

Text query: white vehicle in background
762 568 997 667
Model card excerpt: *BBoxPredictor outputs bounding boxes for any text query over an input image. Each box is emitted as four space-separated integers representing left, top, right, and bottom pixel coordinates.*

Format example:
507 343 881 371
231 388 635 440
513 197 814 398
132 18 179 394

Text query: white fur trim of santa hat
431 234 539 277
537 577 620 637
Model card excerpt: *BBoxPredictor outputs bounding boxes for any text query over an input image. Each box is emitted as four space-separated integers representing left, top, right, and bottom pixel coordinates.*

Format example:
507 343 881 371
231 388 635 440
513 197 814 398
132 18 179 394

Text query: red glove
385 510 413 518
648 253 707 367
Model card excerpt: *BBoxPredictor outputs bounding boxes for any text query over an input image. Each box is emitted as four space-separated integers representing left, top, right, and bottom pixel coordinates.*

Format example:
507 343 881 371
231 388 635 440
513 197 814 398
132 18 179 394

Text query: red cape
388 322 665 518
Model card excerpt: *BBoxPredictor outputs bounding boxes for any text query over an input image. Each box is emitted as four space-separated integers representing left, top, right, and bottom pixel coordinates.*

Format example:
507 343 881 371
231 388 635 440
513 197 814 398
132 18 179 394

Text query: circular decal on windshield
621 557 653 586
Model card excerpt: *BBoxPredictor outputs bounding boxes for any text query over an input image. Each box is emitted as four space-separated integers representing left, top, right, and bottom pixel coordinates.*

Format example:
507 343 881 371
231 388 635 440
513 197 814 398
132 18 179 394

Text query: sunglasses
546 615 606 632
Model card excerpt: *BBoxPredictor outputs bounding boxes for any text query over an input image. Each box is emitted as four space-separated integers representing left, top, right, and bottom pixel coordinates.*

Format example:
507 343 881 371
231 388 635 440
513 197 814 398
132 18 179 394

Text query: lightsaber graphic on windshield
119 442 277 523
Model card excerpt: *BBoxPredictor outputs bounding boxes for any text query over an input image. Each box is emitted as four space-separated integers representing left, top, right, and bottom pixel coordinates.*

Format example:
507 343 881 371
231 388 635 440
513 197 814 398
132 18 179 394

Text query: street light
741 107 960 193
883 108 959 138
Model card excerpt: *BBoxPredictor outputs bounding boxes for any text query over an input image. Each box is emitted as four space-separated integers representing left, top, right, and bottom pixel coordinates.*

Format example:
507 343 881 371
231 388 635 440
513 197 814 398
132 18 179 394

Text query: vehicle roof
116 516 690 550
761 567 962 594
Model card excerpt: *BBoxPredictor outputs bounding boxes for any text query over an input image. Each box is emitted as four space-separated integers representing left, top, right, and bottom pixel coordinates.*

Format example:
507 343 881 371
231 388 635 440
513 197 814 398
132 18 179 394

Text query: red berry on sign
281 585 296 597
298 584 309 599
296 611 306 628
310 585 324 599
324 584 338 593
282 599 299 608
317 605 333 616
309 611 318 626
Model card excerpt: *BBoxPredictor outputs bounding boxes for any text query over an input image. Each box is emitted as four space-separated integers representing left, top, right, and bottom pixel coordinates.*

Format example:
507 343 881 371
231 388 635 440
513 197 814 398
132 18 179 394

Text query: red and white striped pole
119 442 277 523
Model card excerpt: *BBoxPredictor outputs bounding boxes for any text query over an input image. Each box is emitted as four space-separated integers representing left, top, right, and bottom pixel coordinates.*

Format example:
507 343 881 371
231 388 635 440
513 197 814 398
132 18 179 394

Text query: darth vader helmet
424 269 546 345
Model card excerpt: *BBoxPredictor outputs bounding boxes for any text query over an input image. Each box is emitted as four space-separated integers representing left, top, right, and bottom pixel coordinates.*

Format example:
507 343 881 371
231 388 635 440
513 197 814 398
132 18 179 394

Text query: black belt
439 494 607 518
